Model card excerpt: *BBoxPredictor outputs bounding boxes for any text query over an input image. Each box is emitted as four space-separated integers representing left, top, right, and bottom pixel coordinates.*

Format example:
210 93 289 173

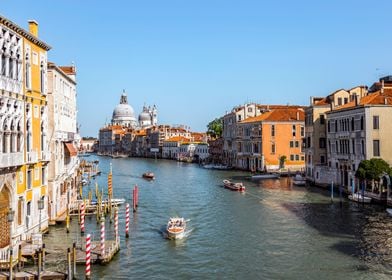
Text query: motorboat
167 217 186 240
251 173 280 180
387 209 392 216
142 172 155 180
292 174 306 186
223 179 246 192
348 193 372 204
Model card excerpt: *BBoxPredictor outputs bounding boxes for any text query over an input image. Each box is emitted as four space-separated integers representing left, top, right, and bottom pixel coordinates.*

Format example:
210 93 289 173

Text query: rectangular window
338 97 342 105
352 139 355 154
320 114 325 124
373 140 380 157
27 170 32 189
344 97 348 104
319 138 326 149
292 125 296 137
327 121 330 132
248 107 252 113
295 141 299 148
373 116 379 129
300 126 304 137
18 198 23 225
320 155 325 164
290 154 294 161
27 201 31 216
290 141 294 148
42 167 46 185
271 125 275 137
295 155 299 161
271 143 276 154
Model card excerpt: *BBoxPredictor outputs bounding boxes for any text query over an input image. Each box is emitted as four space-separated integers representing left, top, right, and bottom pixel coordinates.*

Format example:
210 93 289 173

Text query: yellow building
0 15 50 263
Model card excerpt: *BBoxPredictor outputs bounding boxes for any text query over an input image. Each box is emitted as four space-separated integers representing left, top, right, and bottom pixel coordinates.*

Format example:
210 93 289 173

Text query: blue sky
2 1 392 136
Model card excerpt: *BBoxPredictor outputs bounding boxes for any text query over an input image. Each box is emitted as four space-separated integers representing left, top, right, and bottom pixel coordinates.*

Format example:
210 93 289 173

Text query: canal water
44 155 392 279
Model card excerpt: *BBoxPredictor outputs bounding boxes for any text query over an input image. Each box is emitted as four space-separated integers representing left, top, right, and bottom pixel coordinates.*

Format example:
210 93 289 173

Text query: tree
207 118 223 138
355 158 392 181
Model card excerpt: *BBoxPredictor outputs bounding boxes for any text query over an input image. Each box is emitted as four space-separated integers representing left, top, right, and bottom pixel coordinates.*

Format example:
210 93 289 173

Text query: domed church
111 91 138 128
111 90 157 129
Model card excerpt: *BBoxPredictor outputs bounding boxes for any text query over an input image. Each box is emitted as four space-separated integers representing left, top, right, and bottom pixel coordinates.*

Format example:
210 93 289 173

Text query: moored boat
167 217 186 240
348 193 372 204
223 179 245 192
292 174 306 186
251 173 280 180
142 172 155 180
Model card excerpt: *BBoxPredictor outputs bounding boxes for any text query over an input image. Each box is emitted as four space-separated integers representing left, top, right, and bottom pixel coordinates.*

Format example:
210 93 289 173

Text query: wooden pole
37 249 42 280
42 243 45 271
66 210 70 233
18 244 22 271
73 242 77 279
331 181 334 202
67 248 72 280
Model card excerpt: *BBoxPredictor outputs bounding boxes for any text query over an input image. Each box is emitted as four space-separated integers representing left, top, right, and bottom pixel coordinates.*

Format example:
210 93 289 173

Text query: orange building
237 107 305 172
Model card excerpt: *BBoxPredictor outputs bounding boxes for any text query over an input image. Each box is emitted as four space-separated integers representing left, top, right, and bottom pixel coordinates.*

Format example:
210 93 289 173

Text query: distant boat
251 173 280 180
348 193 372 204
223 179 246 192
167 217 186 240
292 174 306 186
203 164 232 170
387 209 392 216
142 172 155 180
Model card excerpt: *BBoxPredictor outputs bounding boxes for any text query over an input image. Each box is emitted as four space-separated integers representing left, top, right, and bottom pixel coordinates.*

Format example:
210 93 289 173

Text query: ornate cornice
0 15 51 51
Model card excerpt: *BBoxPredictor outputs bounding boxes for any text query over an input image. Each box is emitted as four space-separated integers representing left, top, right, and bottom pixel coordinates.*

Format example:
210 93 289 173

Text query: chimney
385 97 387 105
381 79 385 95
28 20 39 37
296 111 299 120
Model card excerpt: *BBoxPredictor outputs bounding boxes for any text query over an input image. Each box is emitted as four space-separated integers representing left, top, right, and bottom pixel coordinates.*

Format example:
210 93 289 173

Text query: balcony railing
27 151 38 164
0 244 19 268
0 152 24 168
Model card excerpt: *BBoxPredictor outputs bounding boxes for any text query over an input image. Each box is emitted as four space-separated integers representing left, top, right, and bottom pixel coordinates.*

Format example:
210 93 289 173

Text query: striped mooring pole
114 207 119 244
85 234 91 279
125 203 130 238
80 202 85 234
100 216 105 259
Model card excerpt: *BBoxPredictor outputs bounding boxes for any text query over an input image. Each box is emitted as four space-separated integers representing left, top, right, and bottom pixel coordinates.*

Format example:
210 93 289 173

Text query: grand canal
45 155 392 279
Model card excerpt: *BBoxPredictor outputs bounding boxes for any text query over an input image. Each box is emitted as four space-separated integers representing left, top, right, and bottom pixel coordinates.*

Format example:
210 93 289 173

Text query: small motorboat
251 173 280 180
386 208 392 216
167 217 186 240
292 174 306 186
223 179 245 192
348 193 372 204
142 172 155 180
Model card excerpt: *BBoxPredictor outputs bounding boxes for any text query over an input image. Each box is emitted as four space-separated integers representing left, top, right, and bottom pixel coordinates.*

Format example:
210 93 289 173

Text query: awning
64 142 78 157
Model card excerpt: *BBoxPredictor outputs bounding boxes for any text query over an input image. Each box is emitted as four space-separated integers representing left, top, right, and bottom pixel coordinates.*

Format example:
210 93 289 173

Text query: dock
75 240 120 264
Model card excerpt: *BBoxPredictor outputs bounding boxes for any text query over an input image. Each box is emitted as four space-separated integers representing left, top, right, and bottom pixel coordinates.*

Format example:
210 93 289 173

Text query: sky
2 1 392 137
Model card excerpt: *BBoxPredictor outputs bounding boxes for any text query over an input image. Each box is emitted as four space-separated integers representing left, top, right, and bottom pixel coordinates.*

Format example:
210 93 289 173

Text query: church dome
111 92 137 127
138 111 150 122
113 103 135 120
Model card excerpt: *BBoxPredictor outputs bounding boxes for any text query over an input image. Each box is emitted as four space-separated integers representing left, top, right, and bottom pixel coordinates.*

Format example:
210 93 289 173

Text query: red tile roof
241 108 305 123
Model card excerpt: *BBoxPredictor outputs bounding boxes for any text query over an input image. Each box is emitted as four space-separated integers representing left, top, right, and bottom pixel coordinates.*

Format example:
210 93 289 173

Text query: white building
194 143 209 161
47 62 80 223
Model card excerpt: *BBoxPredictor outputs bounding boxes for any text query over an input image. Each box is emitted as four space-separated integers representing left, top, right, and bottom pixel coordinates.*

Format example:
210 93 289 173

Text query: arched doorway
0 185 10 248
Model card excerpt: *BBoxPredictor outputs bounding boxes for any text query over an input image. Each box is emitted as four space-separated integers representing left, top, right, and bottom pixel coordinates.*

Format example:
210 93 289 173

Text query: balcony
0 152 24 168
41 151 51 162
27 151 38 164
